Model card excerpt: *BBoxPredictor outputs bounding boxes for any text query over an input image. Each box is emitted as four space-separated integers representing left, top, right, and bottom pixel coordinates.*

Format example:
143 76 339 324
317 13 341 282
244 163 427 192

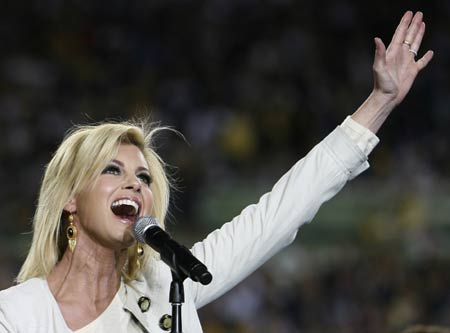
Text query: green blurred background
0 0 449 332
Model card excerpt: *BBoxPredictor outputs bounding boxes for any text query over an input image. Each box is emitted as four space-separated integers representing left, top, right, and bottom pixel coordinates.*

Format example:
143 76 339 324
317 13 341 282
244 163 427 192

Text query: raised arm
352 11 434 133
186 10 433 310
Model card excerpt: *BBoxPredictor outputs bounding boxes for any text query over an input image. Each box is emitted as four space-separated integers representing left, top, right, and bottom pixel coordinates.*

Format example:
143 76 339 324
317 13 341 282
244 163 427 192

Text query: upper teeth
111 199 140 214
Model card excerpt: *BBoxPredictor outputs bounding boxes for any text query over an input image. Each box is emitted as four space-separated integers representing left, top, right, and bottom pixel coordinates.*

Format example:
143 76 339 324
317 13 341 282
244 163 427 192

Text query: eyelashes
102 164 152 186
137 173 152 186
102 165 121 175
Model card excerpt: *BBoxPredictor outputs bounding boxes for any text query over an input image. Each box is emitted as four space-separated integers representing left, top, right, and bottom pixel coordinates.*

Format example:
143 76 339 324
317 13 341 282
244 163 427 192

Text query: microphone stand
169 260 187 333
164 245 213 332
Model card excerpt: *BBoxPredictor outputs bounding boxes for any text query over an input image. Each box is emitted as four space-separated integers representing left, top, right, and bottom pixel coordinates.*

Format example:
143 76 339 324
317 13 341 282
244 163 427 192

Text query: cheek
77 180 117 219
143 188 154 215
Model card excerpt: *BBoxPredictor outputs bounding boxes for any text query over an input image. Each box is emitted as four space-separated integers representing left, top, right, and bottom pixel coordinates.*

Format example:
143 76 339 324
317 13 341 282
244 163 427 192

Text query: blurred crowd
1 0 450 332
200 248 450 333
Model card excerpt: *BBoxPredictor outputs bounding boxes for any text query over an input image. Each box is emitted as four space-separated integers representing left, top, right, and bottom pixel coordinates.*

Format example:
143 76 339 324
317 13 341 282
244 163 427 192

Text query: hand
372 11 434 106
351 11 433 133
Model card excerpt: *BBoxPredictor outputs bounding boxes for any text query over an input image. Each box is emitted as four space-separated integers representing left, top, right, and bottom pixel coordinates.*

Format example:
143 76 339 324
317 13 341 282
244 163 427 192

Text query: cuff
322 126 370 180
339 116 380 156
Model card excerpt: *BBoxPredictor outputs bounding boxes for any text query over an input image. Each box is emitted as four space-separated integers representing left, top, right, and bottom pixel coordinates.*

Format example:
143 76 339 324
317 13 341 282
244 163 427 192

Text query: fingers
373 37 386 70
390 11 413 46
416 50 434 71
409 22 426 57
403 12 423 49
391 11 431 63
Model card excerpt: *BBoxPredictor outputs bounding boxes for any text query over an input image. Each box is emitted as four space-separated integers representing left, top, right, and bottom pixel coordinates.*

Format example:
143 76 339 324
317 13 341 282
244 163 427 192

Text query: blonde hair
16 119 171 283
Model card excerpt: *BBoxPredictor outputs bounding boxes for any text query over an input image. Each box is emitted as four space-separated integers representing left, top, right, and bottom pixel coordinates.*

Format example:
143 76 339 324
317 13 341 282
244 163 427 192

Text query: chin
121 229 136 247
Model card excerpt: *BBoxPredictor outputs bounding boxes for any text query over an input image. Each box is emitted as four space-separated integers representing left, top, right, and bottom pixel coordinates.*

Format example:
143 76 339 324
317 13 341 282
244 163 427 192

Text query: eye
137 173 152 186
102 164 121 176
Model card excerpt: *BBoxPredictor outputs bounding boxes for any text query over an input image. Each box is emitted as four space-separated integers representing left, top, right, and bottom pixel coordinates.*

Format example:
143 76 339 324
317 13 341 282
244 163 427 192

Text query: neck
47 242 128 307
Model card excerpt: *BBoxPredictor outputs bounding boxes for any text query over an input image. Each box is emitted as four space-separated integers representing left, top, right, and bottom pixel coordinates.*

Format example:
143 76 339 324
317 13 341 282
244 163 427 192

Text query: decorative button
159 314 172 331
137 296 151 312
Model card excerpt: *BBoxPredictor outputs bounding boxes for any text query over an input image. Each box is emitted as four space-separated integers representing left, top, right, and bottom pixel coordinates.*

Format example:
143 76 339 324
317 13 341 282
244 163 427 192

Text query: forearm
350 90 397 135
190 125 370 308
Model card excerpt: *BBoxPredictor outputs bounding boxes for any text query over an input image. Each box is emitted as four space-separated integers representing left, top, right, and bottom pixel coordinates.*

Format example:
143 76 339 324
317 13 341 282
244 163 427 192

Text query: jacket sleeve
0 306 15 333
187 125 372 309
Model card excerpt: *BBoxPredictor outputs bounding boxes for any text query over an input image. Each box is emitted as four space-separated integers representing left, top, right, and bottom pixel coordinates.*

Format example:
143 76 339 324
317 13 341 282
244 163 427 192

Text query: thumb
372 37 386 71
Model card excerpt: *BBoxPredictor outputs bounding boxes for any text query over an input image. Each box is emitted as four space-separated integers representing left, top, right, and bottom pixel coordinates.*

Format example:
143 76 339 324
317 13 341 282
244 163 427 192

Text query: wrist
350 90 398 134
369 89 398 109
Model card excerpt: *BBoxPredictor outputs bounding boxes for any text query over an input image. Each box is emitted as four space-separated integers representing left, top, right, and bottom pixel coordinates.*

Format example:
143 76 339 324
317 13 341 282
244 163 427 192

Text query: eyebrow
111 159 149 173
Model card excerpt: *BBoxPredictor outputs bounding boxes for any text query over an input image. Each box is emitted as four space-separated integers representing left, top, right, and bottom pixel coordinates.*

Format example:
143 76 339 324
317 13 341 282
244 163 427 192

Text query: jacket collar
121 278 164 332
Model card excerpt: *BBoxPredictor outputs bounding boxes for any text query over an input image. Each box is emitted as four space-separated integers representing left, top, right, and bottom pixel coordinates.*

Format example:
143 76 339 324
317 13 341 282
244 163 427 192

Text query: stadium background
0 1 449 332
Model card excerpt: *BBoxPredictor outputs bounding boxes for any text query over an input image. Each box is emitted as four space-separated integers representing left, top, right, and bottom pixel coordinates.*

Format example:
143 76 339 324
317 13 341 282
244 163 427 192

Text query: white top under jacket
0 117 379 333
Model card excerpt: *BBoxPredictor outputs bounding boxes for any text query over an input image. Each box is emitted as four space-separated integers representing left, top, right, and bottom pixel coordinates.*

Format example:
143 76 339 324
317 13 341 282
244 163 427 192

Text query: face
69 143 154 250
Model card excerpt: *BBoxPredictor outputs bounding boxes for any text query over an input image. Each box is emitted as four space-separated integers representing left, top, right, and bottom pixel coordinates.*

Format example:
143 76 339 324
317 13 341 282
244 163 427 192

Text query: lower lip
115 215 137 226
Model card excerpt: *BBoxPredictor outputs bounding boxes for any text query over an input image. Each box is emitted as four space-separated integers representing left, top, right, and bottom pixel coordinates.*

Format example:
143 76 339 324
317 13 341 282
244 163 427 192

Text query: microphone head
133 216 159 243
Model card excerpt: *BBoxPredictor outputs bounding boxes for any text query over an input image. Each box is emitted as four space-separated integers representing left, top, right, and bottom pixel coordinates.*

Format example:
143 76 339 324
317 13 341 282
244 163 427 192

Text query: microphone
133 216 212 285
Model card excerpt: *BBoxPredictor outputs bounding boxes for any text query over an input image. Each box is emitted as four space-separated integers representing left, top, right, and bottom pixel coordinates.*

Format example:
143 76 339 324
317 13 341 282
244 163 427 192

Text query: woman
0 11 433 332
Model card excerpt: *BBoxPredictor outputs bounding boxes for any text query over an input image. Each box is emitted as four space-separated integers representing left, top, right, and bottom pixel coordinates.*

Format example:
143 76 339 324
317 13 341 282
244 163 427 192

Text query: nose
123 174 141 192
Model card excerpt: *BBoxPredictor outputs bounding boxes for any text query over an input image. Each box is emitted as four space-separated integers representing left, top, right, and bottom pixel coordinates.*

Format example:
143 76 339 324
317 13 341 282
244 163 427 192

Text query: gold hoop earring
66 213 77 253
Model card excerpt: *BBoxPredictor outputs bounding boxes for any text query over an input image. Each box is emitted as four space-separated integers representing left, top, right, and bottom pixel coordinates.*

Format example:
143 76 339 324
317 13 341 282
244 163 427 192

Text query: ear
63 197 77 214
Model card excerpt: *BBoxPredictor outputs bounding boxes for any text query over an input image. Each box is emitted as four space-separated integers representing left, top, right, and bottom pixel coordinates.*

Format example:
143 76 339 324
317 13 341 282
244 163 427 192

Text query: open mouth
111 199 140 224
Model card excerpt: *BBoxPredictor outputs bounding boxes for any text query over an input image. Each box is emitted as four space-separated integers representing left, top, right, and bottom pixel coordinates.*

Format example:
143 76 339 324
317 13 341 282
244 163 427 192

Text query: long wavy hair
16 119 171 283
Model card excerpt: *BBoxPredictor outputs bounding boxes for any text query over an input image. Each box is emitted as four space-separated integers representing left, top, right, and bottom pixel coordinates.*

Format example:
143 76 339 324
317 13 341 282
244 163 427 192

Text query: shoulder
0 278 70 332
135 257 172 295
0 278 47 301
0 278 51 317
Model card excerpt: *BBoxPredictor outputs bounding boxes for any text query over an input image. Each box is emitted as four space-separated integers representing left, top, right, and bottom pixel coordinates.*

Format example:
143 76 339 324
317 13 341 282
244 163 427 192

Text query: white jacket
0 120 378 332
